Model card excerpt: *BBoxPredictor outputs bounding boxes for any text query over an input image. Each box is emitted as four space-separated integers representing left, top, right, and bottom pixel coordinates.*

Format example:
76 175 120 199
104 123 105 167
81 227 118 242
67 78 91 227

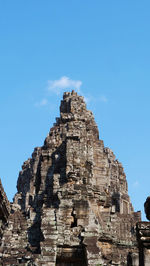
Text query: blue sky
0 1 150 220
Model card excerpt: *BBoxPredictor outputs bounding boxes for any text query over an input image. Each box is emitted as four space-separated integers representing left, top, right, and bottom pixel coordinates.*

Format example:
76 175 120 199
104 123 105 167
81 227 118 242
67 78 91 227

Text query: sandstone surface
0 91 146 265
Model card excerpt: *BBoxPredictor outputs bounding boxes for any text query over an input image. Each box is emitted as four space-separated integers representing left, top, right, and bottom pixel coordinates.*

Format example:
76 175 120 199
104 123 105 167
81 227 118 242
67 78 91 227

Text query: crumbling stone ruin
0 90 150 265
135 198 150 266
0 179 10 243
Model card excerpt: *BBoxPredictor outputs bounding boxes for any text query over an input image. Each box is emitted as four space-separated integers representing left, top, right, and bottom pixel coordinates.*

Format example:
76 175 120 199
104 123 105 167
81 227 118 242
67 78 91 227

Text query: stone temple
0 90 150 265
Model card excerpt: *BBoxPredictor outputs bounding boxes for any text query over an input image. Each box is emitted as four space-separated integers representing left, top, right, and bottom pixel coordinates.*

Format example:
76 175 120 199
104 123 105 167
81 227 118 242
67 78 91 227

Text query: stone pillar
137 222 150 266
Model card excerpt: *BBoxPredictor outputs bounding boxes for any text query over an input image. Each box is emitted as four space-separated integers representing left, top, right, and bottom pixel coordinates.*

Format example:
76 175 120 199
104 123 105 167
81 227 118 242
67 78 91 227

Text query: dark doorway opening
56 246 87 266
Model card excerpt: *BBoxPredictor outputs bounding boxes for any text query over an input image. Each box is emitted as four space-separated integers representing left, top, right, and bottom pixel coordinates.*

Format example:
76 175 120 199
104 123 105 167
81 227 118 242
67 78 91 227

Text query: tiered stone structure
0 91 144 265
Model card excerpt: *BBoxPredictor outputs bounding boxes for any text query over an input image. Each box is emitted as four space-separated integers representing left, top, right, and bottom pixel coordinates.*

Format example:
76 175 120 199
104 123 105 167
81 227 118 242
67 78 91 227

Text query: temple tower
0 91 141 265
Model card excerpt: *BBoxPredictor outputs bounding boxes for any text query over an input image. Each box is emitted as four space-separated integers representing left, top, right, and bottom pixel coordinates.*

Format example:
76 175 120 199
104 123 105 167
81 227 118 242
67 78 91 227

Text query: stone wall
137 222 150 266
0 179 10 244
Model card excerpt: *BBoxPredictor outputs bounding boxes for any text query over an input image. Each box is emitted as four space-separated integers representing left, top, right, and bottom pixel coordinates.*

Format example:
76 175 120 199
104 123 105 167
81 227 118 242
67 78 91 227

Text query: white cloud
48 76 82 94
99 95 108 103
133 181 139 187
35 98 48 107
